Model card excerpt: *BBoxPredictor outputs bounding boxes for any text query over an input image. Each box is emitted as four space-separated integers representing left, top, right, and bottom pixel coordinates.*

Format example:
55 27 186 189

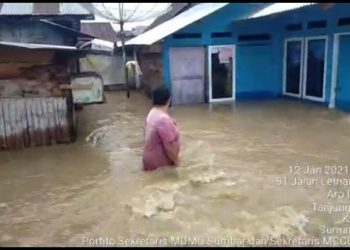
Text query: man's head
152 86 170 106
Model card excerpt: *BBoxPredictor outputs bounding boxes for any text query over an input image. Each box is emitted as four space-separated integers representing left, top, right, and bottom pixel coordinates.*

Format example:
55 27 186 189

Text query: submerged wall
0 97 72 150
161 3 350 107
161 3 280 100
272 3 350 107
0 47 76 150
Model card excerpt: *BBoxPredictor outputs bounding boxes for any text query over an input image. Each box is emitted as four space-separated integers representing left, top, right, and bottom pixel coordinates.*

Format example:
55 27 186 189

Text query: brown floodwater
1 91 350 247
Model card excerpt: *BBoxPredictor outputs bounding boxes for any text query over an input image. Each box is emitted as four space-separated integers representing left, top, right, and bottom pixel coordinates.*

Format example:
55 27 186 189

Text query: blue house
127 3 350 112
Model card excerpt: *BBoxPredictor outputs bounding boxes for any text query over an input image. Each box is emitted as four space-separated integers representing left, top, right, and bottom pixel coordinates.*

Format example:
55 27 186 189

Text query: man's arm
157 118 180 165
163 141 179 165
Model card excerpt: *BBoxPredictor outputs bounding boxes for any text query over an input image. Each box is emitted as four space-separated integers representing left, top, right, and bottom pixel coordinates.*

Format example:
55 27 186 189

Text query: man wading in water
143 86 180 171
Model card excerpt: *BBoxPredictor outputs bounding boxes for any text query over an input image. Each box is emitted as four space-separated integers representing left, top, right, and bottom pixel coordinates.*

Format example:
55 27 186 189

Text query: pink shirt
143 107 180 171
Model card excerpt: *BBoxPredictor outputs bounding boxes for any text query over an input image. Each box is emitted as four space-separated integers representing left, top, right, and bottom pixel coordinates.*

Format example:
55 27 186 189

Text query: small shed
80 22 135 90
0 41 87 150
0 3 106 151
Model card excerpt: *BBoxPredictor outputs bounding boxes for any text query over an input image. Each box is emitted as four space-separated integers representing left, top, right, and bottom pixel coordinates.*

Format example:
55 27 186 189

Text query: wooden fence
0 97 74 150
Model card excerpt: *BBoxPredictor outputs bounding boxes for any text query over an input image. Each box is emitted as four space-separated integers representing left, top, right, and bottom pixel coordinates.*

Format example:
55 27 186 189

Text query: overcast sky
81 3 171 31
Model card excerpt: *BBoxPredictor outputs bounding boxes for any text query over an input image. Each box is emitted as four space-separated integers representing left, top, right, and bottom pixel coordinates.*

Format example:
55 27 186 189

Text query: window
238 34 271 42
211 32 232 38
307 20 327 29
237 43 271 47
338 17 350 26
172 33 202 39
286 23 302 31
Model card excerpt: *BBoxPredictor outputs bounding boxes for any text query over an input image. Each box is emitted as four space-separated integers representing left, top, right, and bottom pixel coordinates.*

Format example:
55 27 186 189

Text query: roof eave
126 3 230 46
0 14 94 19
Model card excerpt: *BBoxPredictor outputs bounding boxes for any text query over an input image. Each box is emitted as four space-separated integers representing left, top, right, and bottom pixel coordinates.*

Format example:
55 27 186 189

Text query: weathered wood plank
54 98 62 142
0 100 6 149
57 97 65 142
30 98 40 147
3 99 12 149
56 97 69 142
26 98 34 148
20 99 30 148
36 98 45 147
19 99 27 149
14 99 23 149
47 98 56 144
52 98 60 142
60 97 70 142
41 98 50 145
46 98 53 145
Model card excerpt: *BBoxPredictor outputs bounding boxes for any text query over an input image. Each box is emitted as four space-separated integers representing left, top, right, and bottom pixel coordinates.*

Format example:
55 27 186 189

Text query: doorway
330 33 350 110
283 36 327 102
169 47 205 105
208 45 236 102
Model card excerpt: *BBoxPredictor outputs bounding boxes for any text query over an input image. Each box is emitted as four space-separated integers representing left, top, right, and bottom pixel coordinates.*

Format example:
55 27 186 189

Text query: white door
283 36 328 102
302 36 327 102
208 45 236 102
169 47 205 105
283 38 304 97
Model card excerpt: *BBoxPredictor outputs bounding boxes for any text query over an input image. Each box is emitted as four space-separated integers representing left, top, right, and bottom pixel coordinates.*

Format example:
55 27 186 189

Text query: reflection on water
1 92 350 246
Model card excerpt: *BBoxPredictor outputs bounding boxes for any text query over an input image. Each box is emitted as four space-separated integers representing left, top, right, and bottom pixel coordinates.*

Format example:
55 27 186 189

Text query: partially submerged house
127 3 350 112
0 3 106 150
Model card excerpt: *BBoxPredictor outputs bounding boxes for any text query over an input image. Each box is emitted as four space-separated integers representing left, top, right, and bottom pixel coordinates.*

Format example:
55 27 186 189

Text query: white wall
79 55 125 86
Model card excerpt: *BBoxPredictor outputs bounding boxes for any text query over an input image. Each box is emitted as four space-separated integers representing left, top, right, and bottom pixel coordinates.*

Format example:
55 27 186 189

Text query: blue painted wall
235 43 279 99
232 17 283 100
162 3 272 90
269 3 350 106
335 35 350 111
162 3 350 108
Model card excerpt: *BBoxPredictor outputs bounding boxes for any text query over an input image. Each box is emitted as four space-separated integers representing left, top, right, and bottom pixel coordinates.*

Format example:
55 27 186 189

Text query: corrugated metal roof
60 3 91 15
81 22 120 42
242 3 317 20
41 20 95 38
144 3 192 32
126 3 229 46
33 2 59 14
81 22 135 43
0 2 92 16
0 41 77 50
0 3 33 15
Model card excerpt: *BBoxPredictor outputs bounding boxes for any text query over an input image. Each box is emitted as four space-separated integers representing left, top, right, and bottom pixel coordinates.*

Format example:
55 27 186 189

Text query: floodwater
1 92 350 247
